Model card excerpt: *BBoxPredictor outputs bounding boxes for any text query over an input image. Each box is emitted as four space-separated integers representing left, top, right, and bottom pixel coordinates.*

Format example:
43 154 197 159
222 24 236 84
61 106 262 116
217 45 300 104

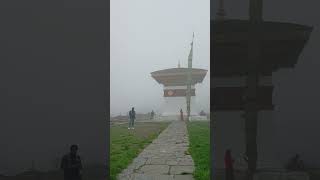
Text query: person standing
60 144 83 180
286 154 305 171
128 107 136 129
150 110 155 120
224 149 235 180
180 109 184 121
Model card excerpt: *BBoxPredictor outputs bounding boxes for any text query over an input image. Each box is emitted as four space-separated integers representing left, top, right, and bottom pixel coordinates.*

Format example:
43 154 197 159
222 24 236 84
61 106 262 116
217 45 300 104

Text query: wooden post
245 0 263 179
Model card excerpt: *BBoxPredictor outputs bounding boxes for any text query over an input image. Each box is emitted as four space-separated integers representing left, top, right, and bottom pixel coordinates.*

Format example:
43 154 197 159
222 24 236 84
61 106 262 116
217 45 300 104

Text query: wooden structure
212 8 312 180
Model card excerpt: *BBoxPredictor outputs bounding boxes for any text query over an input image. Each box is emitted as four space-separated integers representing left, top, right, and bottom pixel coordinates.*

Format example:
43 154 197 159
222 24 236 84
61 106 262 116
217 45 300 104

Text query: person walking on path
225 149 235 180
60 144 83 180
128 107 136 129
180 109 184 121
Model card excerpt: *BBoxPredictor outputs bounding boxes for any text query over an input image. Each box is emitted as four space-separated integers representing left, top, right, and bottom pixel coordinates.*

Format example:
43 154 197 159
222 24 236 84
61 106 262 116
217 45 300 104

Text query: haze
212 0 320 166
111 0 210 116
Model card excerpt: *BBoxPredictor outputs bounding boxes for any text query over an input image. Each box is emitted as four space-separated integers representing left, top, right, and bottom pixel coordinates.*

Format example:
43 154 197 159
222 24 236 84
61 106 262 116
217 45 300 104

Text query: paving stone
166 160 179 165
117 173 132 180
147 158 167 165
177 158 194 165
169 166 195 175
118 121 195 180
131 158 148 169
132 174 175 180
178 160 194 166
174 175 194 180
140 165 170 174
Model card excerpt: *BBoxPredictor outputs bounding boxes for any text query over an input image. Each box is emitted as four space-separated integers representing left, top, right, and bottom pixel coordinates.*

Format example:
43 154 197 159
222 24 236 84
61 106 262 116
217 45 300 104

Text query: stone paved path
118 121 195 180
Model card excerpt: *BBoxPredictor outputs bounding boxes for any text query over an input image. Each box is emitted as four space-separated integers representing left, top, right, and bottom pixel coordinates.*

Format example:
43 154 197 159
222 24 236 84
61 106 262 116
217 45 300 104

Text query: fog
111 0 210 116
0 0 107 174
211 0 320 166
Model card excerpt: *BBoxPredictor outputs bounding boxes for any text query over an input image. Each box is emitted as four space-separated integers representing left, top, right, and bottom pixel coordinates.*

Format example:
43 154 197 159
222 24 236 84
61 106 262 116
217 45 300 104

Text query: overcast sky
111 0 210 116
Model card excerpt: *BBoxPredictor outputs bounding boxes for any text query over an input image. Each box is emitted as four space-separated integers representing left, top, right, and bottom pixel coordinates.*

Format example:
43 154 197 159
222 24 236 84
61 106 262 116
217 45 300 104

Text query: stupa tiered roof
151 68 207 86
212 19 313 77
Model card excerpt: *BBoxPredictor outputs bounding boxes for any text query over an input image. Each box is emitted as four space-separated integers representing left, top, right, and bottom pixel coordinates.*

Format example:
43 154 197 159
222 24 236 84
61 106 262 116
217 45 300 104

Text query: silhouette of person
61 144 83 180
180 109 184 121
287 154 305 171
128 107 136 129
150 110 155 120
224 149 235 180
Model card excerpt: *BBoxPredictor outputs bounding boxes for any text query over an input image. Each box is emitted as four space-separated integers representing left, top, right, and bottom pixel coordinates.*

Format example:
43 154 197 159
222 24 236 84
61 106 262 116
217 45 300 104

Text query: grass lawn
110 122 169 180
187 121 210 180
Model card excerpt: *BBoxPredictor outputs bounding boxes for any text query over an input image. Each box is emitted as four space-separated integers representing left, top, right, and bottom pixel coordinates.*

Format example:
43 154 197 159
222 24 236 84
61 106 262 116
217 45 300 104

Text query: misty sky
111 0 210 116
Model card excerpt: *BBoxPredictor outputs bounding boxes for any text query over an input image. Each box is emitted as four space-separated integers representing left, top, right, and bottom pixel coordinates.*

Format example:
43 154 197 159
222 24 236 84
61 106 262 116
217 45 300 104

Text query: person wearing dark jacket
180 109 184 121
150 110 155 120
128 107 136 129
224 149 235 180
286 154 305 171
61 144 82 180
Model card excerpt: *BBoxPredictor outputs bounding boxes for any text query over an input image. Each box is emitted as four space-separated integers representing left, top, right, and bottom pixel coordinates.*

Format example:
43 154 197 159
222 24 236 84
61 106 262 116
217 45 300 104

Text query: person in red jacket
224 149 235 180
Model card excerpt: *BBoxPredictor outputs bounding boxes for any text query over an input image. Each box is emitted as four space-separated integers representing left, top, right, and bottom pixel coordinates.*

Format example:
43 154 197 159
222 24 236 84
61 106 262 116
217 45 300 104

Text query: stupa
151 67 207 118
151 38 207 120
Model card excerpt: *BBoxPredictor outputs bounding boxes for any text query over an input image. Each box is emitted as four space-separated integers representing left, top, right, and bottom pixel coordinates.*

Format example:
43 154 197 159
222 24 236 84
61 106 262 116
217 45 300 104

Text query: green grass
110 122 169 180
187 121 210 180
